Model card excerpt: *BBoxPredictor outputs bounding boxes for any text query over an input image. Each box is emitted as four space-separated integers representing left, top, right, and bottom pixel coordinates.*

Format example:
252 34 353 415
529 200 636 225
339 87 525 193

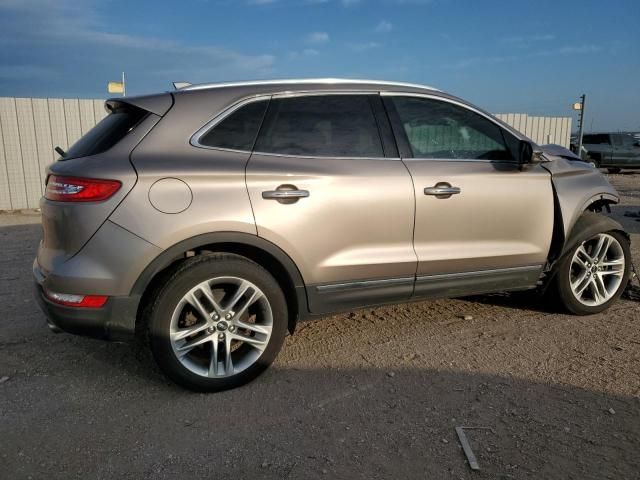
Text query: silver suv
33 79 631 391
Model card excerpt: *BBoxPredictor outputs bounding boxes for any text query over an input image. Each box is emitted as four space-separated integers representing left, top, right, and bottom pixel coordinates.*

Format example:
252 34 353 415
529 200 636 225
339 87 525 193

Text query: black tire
550 230 631 315
607 168 621 174
147 253 288 392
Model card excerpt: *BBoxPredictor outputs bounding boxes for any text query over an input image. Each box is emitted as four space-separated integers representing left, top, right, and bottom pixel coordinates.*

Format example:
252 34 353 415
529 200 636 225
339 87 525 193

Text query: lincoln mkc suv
34 79 631 391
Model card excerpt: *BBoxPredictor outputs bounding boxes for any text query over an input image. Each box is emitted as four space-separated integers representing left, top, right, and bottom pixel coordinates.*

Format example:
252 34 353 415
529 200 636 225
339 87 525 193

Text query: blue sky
0 0 638 131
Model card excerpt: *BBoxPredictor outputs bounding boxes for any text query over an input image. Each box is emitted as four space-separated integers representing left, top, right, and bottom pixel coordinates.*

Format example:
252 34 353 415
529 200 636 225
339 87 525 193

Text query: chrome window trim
191 90 395 160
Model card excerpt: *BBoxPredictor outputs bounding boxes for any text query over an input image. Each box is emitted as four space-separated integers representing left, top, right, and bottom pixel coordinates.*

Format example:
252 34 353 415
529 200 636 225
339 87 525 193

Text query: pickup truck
581 133 640 173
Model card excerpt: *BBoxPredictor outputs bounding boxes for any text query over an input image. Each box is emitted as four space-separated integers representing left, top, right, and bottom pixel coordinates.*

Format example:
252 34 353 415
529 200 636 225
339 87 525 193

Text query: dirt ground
1 173 639 479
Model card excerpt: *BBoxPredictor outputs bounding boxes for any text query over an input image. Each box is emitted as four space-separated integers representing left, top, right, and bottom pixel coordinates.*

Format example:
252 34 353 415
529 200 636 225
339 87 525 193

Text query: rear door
383 94 554 298
246 93 417 313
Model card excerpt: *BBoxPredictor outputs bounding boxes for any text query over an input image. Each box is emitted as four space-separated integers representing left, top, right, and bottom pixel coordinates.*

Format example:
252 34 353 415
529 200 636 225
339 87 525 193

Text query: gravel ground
1 173 639 479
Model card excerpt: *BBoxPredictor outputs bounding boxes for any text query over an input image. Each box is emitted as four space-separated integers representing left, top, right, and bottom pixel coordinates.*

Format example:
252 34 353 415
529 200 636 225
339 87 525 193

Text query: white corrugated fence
0 96 571 211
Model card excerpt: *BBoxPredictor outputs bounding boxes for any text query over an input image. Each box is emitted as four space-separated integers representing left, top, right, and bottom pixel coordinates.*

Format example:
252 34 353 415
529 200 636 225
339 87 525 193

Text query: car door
382 94 554 298
246 93 417 313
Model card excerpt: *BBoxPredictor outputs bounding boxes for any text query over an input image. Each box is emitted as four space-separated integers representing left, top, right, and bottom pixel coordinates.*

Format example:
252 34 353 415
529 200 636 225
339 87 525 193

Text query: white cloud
306 31 330 44
348 41 381 52
0 0 276 90
375 20 393 33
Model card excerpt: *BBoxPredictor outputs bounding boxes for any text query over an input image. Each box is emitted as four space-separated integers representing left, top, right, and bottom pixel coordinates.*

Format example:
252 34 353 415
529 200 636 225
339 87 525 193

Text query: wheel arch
543 211 629 289
132 232 309 335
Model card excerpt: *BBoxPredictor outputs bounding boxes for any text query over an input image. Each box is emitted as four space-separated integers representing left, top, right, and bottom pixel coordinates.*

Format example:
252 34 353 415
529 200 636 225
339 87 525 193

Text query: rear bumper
33 261 140 341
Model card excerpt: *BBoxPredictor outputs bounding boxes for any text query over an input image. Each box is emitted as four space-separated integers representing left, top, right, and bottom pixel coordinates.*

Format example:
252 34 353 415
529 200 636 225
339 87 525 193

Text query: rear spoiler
105 93 173 117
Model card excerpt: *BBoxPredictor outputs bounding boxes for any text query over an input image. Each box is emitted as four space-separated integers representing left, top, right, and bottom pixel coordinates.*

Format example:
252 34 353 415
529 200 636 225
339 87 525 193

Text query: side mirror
518 140 544 164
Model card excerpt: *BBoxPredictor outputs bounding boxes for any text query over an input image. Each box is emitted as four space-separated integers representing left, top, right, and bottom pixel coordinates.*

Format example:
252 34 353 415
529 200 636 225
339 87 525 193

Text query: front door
246 93 417 313
383 94 554 298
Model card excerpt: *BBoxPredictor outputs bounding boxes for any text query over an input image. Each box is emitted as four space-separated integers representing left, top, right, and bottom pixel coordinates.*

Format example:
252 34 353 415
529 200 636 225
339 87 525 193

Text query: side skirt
307 265 543 315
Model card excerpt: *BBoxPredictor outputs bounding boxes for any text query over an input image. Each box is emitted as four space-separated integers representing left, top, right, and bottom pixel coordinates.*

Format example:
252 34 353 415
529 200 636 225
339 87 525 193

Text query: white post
122 71 126 97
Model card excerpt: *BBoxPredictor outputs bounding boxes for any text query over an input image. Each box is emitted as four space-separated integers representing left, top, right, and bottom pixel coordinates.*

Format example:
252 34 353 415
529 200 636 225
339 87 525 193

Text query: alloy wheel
169 276 273 378
569 233 625 307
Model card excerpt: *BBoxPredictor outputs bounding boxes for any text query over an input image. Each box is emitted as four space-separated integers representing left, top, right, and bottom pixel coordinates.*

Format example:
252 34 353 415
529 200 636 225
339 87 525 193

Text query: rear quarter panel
108 90 258 249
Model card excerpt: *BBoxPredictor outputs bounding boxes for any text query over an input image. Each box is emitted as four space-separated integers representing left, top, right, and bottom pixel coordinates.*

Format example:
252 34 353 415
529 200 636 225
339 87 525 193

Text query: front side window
199 100 268 151
254 95 384 158
391 97 514 160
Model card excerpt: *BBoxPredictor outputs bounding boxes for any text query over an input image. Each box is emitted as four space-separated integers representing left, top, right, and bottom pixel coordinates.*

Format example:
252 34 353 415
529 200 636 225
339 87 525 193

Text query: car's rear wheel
147 254 288 392
551 231 630 314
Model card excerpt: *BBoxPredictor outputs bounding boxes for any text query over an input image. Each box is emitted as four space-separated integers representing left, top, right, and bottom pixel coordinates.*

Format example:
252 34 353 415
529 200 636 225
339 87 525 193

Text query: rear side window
254 95 384 158
63 106 147 160
198 100 268 151
391 97 514 161
583 134 610 145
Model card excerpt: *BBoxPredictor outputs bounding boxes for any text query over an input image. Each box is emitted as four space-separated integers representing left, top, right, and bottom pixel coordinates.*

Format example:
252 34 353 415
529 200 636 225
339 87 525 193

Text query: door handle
262 185 309 203
424 183 461 198
262 190 309 199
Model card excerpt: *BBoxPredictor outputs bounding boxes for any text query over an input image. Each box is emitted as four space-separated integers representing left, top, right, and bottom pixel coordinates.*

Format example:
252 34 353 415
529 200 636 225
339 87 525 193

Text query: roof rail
178 78 440 93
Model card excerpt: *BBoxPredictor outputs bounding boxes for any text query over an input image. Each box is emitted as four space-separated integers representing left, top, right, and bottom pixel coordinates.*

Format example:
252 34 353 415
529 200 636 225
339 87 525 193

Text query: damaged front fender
542 158 620 240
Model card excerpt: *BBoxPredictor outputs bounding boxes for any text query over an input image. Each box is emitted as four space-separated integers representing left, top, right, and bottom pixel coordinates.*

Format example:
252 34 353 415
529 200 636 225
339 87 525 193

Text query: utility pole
122 71 126 97
573 94 586 157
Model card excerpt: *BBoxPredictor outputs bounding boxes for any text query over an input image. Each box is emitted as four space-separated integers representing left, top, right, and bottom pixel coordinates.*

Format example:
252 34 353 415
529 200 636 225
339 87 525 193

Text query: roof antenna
172 81 192 90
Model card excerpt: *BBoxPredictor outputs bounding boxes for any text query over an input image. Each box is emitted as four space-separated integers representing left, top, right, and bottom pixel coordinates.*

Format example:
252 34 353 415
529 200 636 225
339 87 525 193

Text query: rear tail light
45 175 121 202
44 289 108 308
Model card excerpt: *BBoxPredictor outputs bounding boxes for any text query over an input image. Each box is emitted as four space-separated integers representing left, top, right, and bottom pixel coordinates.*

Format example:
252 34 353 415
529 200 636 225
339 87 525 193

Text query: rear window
62 106 147 160
583 134 610 145
198 100 268 151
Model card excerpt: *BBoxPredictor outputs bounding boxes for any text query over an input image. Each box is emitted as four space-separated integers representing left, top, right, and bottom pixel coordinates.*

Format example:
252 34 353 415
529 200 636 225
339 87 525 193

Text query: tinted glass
391 97 514 160
64 106 146 160
199 100 268 151
620 134 635 146
255 95 383 157
583 134 610 145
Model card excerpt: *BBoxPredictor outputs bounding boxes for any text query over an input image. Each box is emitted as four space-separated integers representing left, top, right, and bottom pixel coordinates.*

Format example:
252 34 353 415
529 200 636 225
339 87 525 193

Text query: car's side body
33 79 621 342
582 133 640 169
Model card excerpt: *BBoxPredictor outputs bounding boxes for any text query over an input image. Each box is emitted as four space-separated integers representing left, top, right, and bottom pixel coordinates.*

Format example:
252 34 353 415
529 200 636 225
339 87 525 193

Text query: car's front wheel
147 254 288 392
551 231 630 314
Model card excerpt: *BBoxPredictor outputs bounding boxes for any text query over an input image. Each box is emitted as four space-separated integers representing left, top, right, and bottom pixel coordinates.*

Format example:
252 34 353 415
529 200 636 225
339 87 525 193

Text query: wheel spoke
235 320 272 336
196 282 224 316
230 331 268 352
171 322 209 342
208 339 219 377
588 275 605 304
575 275 591 297
229 285 263 319
185 291 213 321
224 336 234 375
576 245 594 264
175 333 212 356
591 235 611 263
